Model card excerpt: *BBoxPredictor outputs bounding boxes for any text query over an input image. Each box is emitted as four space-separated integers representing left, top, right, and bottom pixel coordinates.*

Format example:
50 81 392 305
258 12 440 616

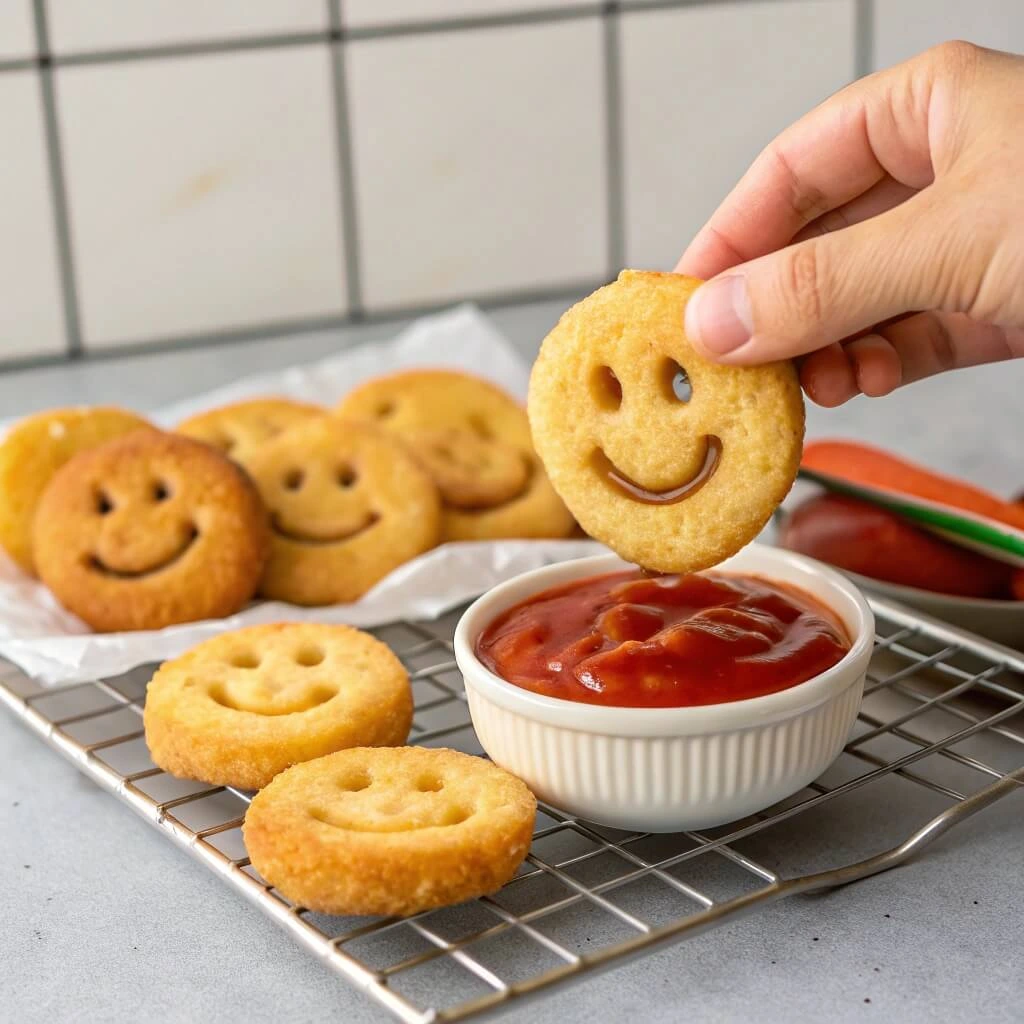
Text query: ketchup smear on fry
476 570 850 708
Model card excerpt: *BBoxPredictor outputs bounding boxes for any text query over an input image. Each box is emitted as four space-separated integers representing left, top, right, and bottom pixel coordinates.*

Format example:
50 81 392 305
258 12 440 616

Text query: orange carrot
801 441 1024 531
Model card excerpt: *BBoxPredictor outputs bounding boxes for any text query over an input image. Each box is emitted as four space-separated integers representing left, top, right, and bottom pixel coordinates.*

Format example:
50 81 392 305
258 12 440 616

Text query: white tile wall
620 0 856 271
0 1 35 61
0 72 66 360
47 1 327 54
56 46 348 349
346 18 608 311
0 0 883 365
343 1 597 30
873 0 1024 68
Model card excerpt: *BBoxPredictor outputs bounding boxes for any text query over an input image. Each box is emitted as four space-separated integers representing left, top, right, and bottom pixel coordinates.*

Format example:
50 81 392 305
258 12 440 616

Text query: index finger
675 62 936 279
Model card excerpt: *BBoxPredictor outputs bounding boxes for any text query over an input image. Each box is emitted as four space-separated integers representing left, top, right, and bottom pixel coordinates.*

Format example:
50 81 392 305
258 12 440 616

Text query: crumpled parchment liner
0 305 602 685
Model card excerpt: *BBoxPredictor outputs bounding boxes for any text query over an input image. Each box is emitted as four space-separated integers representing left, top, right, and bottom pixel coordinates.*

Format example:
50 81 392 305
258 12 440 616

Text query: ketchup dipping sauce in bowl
454 545 873 832
477 571 850 709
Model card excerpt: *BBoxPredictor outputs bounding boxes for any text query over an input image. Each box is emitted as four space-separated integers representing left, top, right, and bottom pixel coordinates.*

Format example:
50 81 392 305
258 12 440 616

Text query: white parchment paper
0 305 602 685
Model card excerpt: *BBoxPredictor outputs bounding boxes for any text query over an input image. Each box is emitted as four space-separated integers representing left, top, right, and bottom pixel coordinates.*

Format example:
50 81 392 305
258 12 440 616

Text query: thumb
683 190 978 364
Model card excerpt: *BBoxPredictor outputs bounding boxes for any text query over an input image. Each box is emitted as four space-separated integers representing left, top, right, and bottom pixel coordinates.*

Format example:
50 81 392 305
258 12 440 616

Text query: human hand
676 41 1024 406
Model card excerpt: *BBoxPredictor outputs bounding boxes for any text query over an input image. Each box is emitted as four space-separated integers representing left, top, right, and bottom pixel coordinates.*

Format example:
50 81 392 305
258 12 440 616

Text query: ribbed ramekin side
466 675 864 831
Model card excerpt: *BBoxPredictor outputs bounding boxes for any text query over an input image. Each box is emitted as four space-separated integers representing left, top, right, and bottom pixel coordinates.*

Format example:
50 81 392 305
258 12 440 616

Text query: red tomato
780 493 1014 600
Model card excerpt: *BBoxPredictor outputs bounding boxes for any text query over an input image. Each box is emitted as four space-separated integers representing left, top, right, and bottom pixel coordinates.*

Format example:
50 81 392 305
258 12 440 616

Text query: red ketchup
476 570 850 708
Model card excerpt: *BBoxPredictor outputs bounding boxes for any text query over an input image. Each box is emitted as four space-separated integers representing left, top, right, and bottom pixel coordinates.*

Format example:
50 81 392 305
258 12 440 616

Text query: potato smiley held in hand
32 431 271 631
244 417 441 606
336 369 575 541
529 271 804 573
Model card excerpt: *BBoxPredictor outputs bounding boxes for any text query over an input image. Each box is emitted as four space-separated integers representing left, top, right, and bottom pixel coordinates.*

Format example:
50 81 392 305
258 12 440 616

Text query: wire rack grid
2 594 1023 1023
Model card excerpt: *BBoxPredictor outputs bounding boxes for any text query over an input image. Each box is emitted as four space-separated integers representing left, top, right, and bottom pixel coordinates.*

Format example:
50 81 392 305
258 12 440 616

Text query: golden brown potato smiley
335 369 575 541
32 431 270 631
244 417 441 605
0 405 154 576
406 425 528 509
528 271 805 574
144 622 413 789
243 746 536 917
176 397 325 465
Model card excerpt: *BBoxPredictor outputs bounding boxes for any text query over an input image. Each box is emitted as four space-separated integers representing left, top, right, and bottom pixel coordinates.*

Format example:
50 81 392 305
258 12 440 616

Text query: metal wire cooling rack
2 594 1023 1023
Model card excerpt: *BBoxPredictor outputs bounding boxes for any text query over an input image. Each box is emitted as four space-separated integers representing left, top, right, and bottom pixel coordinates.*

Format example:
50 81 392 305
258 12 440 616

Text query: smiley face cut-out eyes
592 365 623 410
593 359 694 412
664 359 692 403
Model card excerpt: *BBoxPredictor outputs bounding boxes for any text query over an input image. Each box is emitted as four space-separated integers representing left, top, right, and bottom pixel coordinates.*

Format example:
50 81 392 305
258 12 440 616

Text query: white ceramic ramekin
455 544 874 832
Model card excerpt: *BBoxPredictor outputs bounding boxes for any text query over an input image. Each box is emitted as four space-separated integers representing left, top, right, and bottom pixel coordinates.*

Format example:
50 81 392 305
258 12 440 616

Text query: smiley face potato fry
528 271 804 573
145 623 413 790
336 369 575 541
245 416 441 606
243 746 536 917
0 406 154 576
32 431 270 632
176 397 325 466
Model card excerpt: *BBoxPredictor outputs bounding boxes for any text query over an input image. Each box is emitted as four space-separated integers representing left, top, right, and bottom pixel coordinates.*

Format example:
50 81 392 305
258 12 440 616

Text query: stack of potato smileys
3 272 812 916
0 368 576 632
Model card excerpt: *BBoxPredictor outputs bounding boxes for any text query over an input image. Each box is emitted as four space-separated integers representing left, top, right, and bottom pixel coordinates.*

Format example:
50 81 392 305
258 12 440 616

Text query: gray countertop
2 298 1022 1023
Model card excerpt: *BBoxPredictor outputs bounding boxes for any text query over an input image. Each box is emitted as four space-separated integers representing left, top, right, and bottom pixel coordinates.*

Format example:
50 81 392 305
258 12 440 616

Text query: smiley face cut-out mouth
89 526 199 579
593 435 722 505
271 511 380 545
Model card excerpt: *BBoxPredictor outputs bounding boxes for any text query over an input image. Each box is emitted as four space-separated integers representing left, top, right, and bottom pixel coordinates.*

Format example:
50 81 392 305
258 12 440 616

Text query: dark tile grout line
342 2 606 41
0 57 36 72
327 0 364 318
0 0 790 73
855 0 875 78
615 0 781 11
0 7 599 71
602 5 626 275
4 0 831 367
0 280 602 377
31 31 330 69
31 0 83 359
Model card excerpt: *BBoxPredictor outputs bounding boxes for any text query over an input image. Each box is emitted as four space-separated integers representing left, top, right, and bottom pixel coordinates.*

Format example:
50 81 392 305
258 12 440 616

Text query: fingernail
685 275 753 355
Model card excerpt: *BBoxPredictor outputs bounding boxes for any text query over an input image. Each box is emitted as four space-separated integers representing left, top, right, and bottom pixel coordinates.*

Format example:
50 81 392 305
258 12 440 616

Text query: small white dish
455 544 874 832
773 501 1023 651
839 571 1023 651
